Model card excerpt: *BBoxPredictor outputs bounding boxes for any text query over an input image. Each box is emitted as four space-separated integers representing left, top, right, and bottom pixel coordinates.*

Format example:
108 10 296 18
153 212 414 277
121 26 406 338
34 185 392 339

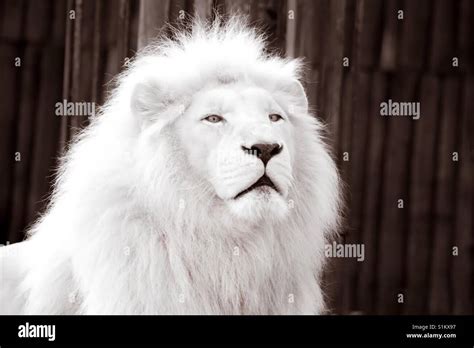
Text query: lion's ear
284 79 308 113
131 81 170 119
131 80 180 127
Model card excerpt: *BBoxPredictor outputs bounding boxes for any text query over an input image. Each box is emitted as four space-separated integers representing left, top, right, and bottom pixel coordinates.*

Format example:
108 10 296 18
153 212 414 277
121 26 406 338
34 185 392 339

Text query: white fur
0 17 342 314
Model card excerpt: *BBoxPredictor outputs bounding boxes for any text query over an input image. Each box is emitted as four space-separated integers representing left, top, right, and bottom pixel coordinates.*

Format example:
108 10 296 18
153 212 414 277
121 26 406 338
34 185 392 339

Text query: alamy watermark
325 241 365 262
18 322 55 341
380 99 420 120
55 99 96 117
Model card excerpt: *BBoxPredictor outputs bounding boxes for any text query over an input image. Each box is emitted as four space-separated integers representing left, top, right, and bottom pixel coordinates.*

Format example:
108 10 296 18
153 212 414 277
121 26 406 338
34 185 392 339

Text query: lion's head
118 18 342 232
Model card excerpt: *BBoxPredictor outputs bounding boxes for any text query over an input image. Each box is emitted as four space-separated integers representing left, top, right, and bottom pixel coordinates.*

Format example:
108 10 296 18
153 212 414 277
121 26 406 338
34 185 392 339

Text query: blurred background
0 0 472 314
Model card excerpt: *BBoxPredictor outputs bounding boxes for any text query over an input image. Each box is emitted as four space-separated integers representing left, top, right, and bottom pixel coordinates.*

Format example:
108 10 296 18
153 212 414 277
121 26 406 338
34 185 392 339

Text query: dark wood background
0 0 472 314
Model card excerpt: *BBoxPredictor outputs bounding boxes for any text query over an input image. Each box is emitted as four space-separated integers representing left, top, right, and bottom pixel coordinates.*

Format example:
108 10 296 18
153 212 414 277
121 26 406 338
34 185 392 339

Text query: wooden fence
0 0 472 314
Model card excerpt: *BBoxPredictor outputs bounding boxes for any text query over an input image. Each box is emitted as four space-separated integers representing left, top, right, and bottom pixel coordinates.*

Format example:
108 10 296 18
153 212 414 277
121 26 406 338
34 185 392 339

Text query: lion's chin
226 187 289 223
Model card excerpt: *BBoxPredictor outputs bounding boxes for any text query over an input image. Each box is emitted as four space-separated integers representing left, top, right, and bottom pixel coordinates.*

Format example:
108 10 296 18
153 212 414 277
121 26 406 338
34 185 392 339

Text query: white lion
0 17 342 314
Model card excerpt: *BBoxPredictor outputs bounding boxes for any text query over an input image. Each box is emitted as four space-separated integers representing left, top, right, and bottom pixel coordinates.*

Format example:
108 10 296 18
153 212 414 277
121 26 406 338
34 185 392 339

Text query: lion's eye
269 114 283 122
203 115 224 123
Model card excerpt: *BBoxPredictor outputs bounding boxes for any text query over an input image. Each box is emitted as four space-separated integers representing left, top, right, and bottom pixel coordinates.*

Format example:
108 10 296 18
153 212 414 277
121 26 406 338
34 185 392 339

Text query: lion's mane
5 17 342 314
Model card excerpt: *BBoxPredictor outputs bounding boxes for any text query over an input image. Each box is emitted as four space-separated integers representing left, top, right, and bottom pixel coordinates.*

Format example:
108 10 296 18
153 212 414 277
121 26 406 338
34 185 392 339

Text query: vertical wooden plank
357 72 389 313
67 0 84 136
24 0 53 44
1 0 26 41
379 0 400 71
342 0 356 67
357 0 384 70
91 0 103 104
291 0 333 311
285 0 296 58
128 0 140 52
116 0 140 70
71 0 83 102
60 0 75 149
52 0 68 46
0 0 26 243
26 46 65 225
0 44 22 243
397 0 432 71
404 75 440 314
339 0 359 163
319 0 346 144
78 0 95 103
429 0 457 72
7 46 41 243
116 0 131 70
376 73 416 314
341 71 372 313
98 0 121 102
452 76 473 314
137 0 170 49
429 76 460 314
293 0 326 112
325 70 354 314
335 71 353 313
457 0 474 72
322 0 357 314
63 0 95 137
104 0 119 47
294 0 325 68
333 0 362 313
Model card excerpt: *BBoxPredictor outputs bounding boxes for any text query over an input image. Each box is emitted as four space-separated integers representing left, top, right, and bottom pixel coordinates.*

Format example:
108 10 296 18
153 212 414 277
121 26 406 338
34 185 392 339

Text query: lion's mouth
234 174 278 199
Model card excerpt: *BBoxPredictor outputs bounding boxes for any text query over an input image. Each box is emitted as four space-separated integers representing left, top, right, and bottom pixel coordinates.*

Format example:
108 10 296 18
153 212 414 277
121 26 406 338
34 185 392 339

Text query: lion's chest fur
72 220 320 314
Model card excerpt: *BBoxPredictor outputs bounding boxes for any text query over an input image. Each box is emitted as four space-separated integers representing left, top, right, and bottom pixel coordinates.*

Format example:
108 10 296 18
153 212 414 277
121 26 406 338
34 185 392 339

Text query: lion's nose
242 143 283 166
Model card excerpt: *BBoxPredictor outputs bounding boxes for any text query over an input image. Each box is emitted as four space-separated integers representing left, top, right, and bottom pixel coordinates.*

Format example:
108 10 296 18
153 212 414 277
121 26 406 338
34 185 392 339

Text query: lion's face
174 83 296 221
